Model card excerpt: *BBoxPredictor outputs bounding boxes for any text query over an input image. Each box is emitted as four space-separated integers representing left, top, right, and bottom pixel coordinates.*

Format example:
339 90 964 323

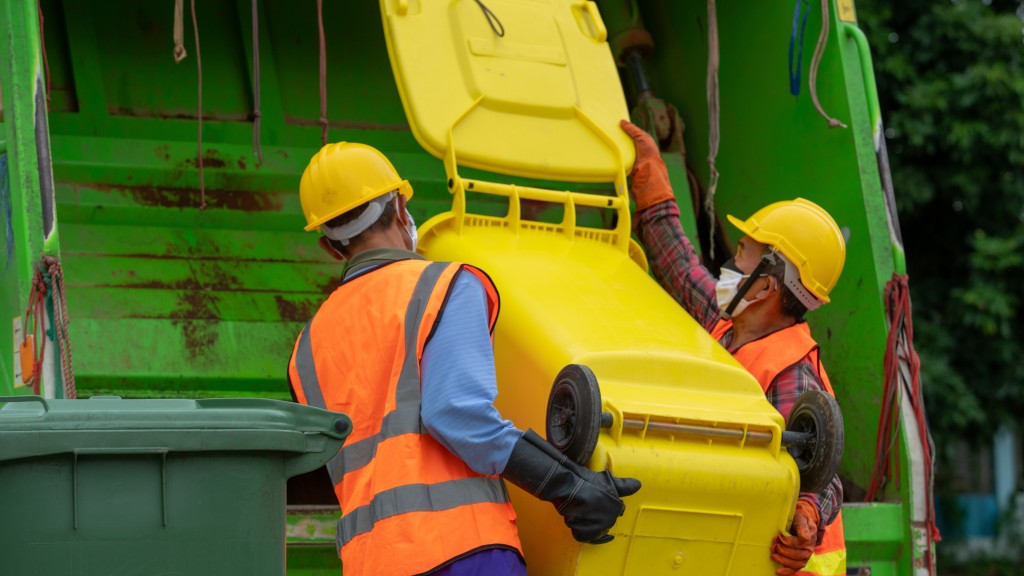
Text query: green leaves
858 0 1024 443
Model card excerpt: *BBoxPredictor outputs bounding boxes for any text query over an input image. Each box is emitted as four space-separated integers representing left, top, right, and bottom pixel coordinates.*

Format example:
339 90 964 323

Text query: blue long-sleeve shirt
420 271 523 475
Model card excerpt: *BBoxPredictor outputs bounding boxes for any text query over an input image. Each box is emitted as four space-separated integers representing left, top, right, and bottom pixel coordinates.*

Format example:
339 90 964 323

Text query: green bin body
0 396 351 576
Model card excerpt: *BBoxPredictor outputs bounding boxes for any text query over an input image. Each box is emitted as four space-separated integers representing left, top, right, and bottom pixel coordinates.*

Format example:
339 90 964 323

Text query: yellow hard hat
299 142 413 232
726 198 845 304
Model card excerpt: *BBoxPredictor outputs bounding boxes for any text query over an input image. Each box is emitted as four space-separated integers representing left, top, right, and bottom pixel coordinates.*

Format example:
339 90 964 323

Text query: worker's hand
561 468 642 544
770 498 819 576
501 429 641 544
620 120 675 211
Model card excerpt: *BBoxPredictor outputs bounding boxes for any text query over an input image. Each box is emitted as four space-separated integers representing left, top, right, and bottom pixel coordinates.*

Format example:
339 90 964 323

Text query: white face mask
716 266 753 320
403 207 418 252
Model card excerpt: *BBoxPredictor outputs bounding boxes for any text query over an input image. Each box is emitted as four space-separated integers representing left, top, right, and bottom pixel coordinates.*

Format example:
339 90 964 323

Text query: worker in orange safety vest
287 142 641 576
622 120 847 576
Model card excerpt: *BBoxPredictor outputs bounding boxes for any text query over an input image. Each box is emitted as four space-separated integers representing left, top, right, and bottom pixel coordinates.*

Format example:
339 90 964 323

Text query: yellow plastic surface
380 0 635 182
419 195 799 575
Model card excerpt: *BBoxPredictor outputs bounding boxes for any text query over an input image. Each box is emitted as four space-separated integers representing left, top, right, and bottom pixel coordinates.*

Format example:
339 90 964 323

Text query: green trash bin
0 396 351 576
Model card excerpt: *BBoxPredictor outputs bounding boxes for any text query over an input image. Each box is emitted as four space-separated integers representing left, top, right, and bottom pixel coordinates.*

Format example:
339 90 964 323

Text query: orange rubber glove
770 498 819 576
619 120 676 211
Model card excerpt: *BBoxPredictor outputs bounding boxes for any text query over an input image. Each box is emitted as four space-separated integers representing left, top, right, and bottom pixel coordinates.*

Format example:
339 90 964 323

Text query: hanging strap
868 274 940 566
705 0 721 260
42 255 75 399
23 269 46 395
22 255 76 398
474 0 505 37
809 0 847 129
191 0 206 210
251 0 263 163
173 0 188 62
317 0 328 146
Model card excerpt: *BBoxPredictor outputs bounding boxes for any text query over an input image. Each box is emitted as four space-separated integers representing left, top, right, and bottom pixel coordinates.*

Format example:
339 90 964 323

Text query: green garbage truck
0 0 937 574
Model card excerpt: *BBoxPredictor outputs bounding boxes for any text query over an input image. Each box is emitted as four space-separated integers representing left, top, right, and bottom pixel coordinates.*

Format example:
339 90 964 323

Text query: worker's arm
770 361 844 532
419 271 523 476
420 272 642 544
633 201 721 332
621 120 721 331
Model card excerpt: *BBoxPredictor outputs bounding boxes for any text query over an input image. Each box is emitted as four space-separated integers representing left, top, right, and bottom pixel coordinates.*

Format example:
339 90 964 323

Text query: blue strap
0 154 12 275
788 0 812 96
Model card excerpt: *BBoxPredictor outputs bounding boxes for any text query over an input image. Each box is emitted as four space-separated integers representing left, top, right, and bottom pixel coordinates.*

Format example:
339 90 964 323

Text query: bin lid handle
0 395 49 415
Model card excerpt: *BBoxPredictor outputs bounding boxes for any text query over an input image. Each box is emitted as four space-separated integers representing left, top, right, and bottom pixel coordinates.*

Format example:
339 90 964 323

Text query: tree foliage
856 0 1024 445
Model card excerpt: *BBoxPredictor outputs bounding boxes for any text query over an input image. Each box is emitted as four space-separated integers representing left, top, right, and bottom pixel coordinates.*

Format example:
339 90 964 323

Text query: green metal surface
26 0 427 399
841 23 883 147
0 0 927 573
0 0 60 398
283 546 343 576
843 503 906 575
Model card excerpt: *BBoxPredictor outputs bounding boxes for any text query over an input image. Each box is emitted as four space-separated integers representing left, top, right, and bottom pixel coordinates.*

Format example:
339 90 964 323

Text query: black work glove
501 429 641 544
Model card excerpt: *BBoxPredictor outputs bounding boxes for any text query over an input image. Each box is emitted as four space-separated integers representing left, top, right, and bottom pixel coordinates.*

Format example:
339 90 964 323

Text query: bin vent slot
73 449 168 529
624 506 743 575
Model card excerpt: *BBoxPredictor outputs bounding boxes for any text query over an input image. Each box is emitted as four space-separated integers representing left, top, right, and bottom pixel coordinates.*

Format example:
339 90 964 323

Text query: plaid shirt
634 200 842 529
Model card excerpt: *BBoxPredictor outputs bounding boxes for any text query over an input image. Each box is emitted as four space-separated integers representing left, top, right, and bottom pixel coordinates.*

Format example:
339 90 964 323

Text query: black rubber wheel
546 364 602 466
786 390 845 494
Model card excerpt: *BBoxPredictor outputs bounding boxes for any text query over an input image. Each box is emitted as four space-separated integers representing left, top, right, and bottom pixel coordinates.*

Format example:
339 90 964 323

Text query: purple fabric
429 548 526 576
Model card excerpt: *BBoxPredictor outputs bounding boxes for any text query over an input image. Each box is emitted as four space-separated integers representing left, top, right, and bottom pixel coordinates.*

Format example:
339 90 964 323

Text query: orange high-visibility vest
712 320 847 576
289 258 522 576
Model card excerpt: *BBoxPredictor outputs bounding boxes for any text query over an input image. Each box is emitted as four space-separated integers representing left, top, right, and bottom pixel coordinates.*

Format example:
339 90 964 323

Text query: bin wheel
546 364 602 466
786 390 844 494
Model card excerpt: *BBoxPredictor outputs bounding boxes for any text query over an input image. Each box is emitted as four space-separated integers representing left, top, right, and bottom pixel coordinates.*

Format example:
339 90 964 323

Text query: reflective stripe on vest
294 320 326 409
710 319 846 576
337 476 509 549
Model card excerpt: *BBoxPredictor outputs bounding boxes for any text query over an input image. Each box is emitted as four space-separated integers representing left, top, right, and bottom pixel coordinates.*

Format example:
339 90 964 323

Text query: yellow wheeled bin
384 1 804 574
418 183 800 575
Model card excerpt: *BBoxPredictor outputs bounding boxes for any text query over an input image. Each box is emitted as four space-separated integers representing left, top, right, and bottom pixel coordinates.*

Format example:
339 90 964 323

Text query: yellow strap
797 548 847 576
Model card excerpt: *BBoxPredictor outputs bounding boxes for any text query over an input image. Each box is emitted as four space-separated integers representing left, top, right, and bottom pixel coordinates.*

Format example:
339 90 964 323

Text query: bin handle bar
573 1 608 43
0 395 50 414
443 97 632 251
615 416 776 445
463 179 626 210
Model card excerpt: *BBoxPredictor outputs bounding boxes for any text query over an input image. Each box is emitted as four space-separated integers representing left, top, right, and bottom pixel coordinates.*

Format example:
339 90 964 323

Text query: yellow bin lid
381 0 635 182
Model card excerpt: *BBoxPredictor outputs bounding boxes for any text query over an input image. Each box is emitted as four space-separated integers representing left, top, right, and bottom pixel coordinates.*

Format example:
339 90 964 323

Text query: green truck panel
0 0 935 573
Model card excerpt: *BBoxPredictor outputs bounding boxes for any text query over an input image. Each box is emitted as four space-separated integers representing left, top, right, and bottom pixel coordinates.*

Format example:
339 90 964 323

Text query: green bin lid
0 396 351 467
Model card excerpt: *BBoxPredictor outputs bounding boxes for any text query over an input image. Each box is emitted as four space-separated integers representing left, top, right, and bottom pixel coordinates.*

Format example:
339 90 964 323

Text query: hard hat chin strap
722 248 823 318
722 257 771 319
321 192 396 245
